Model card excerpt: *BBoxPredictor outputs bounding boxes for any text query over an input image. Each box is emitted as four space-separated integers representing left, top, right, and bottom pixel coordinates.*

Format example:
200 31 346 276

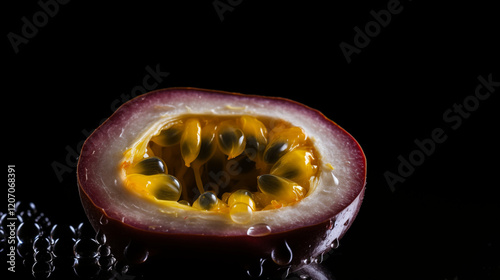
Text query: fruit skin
77 87 366 272
79 183 364 269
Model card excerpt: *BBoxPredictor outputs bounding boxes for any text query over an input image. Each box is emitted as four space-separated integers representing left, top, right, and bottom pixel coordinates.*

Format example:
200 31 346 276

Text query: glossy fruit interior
120 114 320 224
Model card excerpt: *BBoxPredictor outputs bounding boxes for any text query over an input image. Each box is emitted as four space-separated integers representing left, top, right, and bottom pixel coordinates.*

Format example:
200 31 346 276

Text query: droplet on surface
73 257 100 278
124 241 149 264
331 238 340 249
99 215 109 226
73 238 100 258
246 258 266 278
95 229 107 245
271 240 293 266
31 261 53 279
246 223 272 237
331 171 339 186
17 221 41 243
33 236 52 252
50 224 76 240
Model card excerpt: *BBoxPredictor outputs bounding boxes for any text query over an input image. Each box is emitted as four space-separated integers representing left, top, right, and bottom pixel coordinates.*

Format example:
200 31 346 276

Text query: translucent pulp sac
121 114 320 224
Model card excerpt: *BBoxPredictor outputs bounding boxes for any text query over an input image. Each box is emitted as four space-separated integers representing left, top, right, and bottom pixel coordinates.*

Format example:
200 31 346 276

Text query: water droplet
317 252 325 264
99 215 109 225
344 219 350 226
17 221 41 243
73 257 100 278
50 224 76 240
326 219 334 230
31 261 53 279
271 240 293 266
124 241 149 264
331 238 340 249
246 258 266 278
247 223 272 237
95 229 107 245
331 171 339 185
73 238 100 258
98 244 111 257
33 236 52 252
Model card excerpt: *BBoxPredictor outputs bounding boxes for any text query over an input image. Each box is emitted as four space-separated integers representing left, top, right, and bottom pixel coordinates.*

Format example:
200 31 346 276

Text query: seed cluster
122 114 319 224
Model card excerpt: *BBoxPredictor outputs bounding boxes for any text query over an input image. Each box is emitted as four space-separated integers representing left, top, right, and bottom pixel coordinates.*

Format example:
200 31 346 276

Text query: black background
4 1 499 279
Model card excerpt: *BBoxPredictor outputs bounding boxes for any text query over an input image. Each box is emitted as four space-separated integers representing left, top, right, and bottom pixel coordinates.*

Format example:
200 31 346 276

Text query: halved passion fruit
77 88 366 276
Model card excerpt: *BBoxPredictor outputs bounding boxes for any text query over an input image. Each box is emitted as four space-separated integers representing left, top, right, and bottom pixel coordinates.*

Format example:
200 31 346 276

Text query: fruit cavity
121 114 319 224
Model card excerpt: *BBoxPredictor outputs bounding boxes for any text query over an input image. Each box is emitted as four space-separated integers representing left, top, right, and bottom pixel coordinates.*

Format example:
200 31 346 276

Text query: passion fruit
77 88 366 276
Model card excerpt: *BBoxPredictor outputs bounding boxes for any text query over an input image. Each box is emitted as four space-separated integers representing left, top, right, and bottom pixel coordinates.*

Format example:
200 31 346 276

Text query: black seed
264 142 288 164
218 128 245 157
219 131 237 150
235 154 256 174
245 136 260 160
257 174 289 197
135 157 166 175
197 137 216 162
156 126 183 146
277 168 299 180
153 175 182 201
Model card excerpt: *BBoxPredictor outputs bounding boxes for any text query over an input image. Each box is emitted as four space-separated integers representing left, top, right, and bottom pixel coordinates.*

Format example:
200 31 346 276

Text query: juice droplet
271 240 293 266
246 223 272 237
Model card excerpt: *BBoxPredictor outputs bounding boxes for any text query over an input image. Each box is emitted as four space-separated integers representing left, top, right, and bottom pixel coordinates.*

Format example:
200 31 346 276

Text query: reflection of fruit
77 88 366 273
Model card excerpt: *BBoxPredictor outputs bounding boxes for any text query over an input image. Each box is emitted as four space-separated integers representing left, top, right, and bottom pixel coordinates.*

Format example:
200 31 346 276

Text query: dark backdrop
4 1 499 279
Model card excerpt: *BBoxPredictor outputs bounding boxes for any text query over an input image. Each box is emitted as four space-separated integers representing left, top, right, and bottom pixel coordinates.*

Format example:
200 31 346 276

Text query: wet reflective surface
0 201 341 280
